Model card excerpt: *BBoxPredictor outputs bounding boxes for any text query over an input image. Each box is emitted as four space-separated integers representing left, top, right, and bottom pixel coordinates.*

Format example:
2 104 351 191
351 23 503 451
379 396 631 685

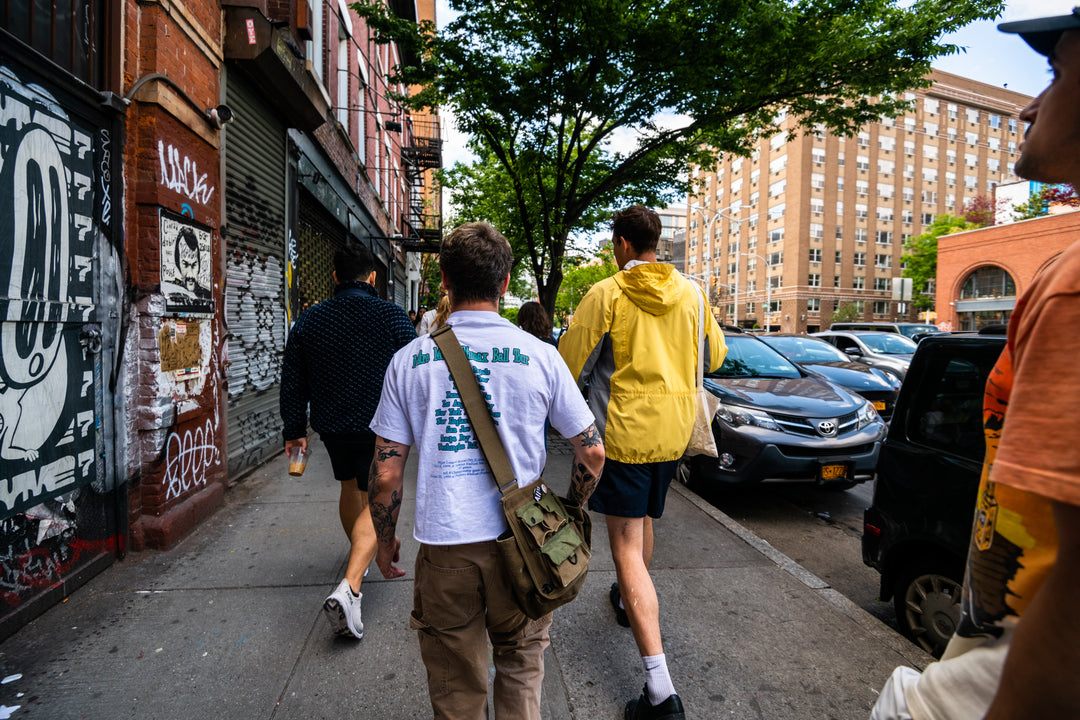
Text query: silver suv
811 331 916 382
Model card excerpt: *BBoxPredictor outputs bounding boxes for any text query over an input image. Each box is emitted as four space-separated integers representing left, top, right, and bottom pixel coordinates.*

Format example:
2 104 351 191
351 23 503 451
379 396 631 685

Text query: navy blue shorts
588 458 679 519
320 433 377 490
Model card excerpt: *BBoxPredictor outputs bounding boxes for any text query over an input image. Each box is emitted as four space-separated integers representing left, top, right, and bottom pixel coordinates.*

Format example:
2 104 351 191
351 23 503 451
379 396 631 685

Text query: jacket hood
613 263 689 316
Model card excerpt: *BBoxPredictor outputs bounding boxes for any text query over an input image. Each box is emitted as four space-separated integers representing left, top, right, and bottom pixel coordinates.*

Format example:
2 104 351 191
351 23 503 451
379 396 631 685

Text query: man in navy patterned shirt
280 243 416 640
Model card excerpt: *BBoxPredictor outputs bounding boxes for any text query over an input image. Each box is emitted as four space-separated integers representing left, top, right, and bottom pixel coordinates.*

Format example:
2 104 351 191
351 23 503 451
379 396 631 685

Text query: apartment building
685 69 1031 333
656 204 687 264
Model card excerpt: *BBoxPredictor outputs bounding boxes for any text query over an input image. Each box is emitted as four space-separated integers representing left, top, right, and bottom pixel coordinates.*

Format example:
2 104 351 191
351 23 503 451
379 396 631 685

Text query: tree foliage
354 0 1004 315
902 215 978 311
1013 184 1080 220
832 302 862 324
554 245 618 323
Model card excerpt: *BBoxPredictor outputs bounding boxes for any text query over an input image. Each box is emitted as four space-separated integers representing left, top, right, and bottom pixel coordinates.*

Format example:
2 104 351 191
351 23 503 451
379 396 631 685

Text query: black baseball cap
999 7 1080 57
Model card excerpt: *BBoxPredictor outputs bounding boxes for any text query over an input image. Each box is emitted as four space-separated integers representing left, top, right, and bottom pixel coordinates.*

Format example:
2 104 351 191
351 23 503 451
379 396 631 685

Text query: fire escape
400 116 443 252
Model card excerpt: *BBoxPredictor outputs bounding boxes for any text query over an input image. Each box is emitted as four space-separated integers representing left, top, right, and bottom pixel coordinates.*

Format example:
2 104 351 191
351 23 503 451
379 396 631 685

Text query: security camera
206 104 235 128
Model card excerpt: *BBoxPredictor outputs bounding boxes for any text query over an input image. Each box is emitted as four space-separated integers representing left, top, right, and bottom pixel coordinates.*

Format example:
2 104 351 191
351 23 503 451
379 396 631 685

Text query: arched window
959 266 1016 300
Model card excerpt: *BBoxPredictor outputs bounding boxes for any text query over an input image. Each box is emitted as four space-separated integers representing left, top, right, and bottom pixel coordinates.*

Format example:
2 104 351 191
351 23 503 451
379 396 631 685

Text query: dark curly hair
517 301 552 340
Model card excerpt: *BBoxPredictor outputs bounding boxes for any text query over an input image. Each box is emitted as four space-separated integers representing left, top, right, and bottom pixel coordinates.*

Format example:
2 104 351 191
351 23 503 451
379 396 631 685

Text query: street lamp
690 204 751 323
737 251 771 330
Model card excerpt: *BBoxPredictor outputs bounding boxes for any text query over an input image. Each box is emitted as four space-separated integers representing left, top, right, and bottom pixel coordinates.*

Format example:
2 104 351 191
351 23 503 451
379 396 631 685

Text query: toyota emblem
817 420 837 437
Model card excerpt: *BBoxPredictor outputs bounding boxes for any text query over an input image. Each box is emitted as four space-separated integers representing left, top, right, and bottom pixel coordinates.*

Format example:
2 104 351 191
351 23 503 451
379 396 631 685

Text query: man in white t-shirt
368 222 606 720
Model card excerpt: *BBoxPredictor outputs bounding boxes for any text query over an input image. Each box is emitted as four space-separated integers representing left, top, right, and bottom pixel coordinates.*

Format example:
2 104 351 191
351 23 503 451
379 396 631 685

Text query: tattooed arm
566 424 605 507
369 436 410 579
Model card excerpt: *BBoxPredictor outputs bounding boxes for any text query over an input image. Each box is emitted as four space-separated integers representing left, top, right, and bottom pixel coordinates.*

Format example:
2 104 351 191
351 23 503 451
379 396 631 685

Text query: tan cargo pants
411 540 553 720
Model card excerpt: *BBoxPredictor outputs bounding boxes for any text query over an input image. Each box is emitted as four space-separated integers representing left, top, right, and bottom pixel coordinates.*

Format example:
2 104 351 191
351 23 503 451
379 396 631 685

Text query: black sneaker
609 582 630 627
624 687 685 720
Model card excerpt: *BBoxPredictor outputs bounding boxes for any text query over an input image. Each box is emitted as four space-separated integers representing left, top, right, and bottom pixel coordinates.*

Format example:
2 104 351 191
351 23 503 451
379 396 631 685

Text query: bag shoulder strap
430 324 517 494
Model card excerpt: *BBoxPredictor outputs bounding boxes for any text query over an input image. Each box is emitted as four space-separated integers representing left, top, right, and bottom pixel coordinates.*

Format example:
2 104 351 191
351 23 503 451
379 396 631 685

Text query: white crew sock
642 653 676 707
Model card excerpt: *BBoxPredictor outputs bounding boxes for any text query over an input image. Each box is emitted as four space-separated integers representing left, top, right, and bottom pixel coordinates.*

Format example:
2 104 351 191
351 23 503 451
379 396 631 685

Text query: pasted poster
160 209 215 315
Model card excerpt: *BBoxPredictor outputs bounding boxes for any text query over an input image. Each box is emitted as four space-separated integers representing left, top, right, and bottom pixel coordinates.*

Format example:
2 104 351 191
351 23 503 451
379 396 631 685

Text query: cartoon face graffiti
174 227 209 298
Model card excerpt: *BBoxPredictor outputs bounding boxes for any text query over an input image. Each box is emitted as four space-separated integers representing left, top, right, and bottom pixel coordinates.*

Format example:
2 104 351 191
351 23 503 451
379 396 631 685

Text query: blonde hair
431 295 452 332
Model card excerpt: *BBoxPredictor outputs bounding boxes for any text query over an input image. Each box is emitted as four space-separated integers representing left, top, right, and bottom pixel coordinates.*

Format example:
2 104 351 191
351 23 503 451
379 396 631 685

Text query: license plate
820 463 849 481
873 400 886 411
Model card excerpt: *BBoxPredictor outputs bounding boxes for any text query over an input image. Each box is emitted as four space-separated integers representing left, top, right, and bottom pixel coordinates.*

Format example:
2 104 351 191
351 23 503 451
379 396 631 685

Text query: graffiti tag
158 140 215 205
163 418 221 500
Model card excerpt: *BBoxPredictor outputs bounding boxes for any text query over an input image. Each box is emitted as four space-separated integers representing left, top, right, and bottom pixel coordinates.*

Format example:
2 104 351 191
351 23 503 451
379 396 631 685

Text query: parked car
678 329 886 490
829 321 941 340
811 330 916 382
861 330 1006 658
759 334 901 421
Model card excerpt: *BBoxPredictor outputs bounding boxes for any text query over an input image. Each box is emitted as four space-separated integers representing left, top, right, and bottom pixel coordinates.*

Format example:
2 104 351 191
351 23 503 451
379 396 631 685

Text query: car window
708 336 802 379
898 325 939 339
832 335 857 351
763 337 849 363
907 348 999 462
858 334 917 355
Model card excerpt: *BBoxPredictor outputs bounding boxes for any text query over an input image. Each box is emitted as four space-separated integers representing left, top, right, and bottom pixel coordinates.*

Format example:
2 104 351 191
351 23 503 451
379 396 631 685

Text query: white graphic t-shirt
370 311 596 545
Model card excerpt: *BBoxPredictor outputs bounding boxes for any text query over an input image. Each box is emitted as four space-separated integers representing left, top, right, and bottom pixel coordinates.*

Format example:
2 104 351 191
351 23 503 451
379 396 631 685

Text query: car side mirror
844 347 863 357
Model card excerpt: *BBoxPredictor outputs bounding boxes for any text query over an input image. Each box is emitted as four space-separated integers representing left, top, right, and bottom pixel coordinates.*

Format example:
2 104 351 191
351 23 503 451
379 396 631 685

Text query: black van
861 330 1005 657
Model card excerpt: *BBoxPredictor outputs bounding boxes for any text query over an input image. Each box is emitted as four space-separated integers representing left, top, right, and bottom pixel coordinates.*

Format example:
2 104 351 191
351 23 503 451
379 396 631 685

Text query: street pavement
0 434 931 719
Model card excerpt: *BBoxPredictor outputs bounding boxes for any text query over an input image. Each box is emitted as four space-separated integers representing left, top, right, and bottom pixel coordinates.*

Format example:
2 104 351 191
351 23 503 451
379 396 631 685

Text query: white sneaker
323 579 364 639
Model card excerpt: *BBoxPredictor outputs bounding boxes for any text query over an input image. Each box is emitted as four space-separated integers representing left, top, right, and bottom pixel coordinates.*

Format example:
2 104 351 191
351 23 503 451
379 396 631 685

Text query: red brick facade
935 211 1080 331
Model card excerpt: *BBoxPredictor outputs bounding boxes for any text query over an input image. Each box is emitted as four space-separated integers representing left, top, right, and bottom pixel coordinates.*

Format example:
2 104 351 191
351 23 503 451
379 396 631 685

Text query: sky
433 0 1073 217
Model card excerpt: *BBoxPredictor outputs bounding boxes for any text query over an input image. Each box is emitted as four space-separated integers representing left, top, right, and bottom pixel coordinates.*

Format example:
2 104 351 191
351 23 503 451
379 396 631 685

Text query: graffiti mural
0 62 119 625
0 65 100 519
225 248 285 396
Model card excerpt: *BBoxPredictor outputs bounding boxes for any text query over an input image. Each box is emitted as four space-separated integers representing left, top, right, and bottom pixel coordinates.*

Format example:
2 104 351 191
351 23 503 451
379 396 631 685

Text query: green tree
355 0 1002 315
555 245 619 320
831 302 862 324
902 215 977 312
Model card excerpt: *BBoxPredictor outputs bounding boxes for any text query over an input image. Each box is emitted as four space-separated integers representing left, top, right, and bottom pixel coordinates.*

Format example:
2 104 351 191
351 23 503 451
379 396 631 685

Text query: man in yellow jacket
560 205 725 720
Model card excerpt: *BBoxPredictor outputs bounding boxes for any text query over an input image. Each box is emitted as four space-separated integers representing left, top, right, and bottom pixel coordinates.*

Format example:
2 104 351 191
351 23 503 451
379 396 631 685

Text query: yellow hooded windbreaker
559 263 726 464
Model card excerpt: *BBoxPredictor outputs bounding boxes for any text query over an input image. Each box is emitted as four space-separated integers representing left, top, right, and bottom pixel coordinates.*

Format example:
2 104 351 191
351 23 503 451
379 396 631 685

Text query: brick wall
936 210 1080 329
123 0 228 549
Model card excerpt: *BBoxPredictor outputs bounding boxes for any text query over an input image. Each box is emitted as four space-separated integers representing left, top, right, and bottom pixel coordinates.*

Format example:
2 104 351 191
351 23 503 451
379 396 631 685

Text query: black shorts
587 458 679 519
320 433 377 490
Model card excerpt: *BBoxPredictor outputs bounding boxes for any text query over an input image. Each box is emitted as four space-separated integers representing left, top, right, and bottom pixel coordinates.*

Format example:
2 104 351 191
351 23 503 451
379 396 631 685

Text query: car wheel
893 563 963 658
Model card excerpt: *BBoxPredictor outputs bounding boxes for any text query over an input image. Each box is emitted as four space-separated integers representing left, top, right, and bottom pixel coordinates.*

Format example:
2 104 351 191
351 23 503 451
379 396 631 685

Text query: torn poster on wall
160 208 214 316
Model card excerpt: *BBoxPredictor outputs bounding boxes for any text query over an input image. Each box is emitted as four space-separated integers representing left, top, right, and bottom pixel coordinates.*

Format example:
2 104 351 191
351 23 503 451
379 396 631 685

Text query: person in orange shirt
870 10 1080 719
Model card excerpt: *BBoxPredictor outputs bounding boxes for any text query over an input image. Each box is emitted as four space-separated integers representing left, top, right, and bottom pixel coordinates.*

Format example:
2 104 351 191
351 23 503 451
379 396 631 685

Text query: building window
875 253 892 268
767 251 783 266
768 228 785 243
904 140 915 156
768 203 785 220
853 276 865 290
924 98 939 115
809 223 824 240
858 132 871 147
966 131 979 145
876 230 893 243
948 104 958 120
924 122 938 136
808 273 822 287
857 180 869 195
810 199 825 214
855 204 868 219
878 183 895 198
902 210 913 224
855 227 868 243
807 298 821 312
946 171 956 187
965 153 979 168
856 156 871 170
811 173 826 189
1009 118 1018 133
922 190 937 204
960 265 1017 299
770 155 788 173
854 252 866 267
835 250 843 263
874 277 892 292
924 145 939 161
966 108 980 124
812 148 826 164
923 168 938 182
879 136 896 152
877 206 894 222
873 301 890 315
809 248 822 263
878 160 895 175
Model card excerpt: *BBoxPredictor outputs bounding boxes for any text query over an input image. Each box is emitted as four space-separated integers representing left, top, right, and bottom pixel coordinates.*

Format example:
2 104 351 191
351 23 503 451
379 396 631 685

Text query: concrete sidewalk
0 436 930 719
